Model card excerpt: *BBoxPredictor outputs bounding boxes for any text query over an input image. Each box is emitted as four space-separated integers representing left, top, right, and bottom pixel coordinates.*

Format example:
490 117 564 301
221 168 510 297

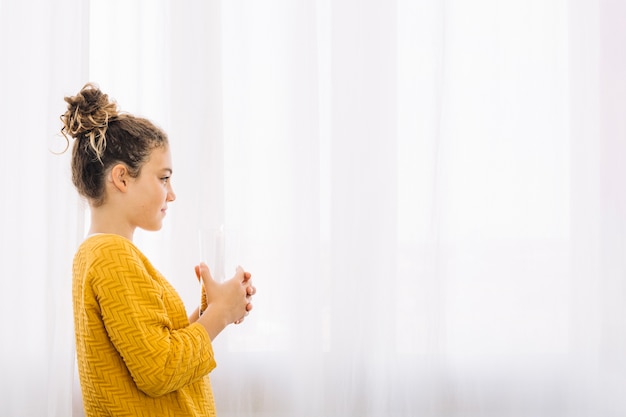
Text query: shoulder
75 234 149 276
78 233 140 258
76 234 159 291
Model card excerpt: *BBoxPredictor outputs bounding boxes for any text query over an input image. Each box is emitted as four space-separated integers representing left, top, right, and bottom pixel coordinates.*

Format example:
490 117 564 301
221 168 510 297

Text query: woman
61 83 255 416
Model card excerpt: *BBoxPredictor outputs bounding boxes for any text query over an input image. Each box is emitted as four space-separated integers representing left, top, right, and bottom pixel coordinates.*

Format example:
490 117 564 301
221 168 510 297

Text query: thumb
198 262 217 288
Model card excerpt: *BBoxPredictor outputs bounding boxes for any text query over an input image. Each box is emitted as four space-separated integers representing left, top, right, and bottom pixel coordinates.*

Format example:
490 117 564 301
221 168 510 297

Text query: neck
88 205 134 241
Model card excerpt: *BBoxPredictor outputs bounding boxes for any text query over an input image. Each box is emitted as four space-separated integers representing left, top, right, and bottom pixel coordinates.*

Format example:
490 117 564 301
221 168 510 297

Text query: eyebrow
161 168 173 175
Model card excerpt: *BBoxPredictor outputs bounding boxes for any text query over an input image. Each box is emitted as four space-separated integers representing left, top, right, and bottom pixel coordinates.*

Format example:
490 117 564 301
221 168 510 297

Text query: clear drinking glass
198 226 240 312
198 226 241 280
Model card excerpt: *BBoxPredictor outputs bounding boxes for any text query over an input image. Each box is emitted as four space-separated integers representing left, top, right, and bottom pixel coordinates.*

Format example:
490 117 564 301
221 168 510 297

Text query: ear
110 164 130 192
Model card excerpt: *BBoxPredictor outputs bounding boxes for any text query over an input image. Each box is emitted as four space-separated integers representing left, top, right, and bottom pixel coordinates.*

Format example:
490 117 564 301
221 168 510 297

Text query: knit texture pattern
73 234 217 416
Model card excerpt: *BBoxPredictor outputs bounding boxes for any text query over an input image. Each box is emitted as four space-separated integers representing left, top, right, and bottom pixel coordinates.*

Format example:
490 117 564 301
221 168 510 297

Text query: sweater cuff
189 322 217 374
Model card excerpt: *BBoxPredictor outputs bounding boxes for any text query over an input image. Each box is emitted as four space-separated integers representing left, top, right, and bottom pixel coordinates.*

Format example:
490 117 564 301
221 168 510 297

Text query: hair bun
61 83 119 161
61 83 119 138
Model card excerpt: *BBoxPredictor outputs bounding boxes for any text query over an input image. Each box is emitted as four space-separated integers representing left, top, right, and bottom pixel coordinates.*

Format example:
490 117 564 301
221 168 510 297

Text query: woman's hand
194 263 255 338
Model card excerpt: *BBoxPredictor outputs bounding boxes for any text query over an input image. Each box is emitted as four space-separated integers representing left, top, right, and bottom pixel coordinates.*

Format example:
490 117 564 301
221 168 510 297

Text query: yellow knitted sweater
73 234 217 416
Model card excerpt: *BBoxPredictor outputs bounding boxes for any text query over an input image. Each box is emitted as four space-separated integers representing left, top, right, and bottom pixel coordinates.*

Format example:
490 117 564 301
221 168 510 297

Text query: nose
167 183 176 202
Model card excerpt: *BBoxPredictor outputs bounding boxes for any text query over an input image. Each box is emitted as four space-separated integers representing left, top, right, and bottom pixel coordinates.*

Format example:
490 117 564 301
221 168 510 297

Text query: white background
1 0 625 416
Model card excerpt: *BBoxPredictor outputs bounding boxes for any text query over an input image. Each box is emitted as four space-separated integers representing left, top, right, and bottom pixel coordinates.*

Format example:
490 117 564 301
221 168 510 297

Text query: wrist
198 304 230 340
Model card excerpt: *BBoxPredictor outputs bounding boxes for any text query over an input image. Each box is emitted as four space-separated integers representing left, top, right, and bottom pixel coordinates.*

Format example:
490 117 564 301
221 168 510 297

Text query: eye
161 176 170 184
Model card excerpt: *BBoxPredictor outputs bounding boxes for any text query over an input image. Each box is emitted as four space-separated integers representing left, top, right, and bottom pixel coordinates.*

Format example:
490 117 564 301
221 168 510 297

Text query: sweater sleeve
91 239 216 397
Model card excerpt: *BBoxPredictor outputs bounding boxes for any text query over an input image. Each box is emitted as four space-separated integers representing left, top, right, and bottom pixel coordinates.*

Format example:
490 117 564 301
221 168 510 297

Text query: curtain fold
0 1 87 416
2 0 625 416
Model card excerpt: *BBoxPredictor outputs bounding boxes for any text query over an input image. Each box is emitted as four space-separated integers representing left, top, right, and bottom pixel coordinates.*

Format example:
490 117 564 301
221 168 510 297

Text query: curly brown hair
60 83 168 206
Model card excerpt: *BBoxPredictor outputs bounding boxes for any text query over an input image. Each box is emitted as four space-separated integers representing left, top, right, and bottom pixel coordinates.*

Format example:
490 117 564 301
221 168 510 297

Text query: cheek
156 185 168 203
145 186 166 209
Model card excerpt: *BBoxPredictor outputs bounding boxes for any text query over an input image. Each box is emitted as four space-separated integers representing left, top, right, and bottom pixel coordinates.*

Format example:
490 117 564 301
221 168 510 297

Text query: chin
143 222 163 232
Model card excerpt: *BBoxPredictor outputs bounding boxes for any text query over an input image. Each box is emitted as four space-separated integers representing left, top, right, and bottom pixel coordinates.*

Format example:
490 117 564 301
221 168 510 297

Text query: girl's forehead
145 146 173 169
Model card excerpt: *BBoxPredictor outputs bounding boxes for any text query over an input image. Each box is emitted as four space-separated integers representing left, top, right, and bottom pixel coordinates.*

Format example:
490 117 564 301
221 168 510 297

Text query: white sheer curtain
0 1 87 416
1 0 626 416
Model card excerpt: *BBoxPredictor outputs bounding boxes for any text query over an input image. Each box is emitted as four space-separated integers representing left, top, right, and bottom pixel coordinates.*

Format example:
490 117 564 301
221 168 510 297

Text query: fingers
244 275 255 314
235 266 253 282
237 267 254 296
246 285 256 297
225 266 254 322
240 274 254 322
244 280 255 316
235 304 252 324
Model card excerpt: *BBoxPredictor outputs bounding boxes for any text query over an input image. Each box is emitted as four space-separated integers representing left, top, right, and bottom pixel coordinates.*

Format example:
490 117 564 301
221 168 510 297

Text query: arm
93 244 215 397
